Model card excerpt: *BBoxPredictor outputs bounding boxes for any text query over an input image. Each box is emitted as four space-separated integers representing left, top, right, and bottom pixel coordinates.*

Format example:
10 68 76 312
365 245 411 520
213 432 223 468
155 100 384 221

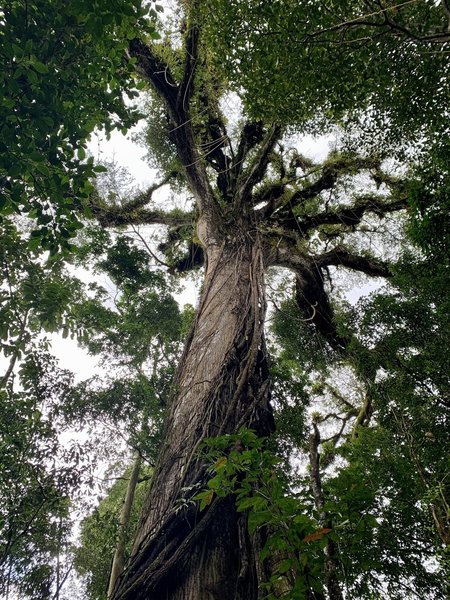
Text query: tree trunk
309 423 343 600
108 452 142 599
112 226 274 600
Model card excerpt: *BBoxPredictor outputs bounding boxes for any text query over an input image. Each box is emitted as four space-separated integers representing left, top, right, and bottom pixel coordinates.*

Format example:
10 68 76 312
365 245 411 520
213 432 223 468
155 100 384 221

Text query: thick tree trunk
112 226 274 600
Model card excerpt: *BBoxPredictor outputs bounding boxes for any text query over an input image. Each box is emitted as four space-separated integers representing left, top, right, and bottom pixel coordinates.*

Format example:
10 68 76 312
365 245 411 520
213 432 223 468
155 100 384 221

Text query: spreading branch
93 200 193 229
299 194 406 233
128 39 178 116
262 155 402 226
287 156 382 208
266 234 391 349
119 172 178 213
315 246 390 277
90 173 193 229
128 35 216 216
273 192 407 236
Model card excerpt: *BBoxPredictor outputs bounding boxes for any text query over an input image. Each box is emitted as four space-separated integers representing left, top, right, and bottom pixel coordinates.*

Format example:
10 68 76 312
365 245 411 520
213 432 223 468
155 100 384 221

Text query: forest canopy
0 1 449 599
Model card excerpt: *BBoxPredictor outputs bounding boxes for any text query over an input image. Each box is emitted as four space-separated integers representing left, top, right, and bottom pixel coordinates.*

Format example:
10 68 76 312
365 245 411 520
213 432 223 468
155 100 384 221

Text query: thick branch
315 246 390 277
265 236 349 349
177 22 200 111
253 182 286 214
273 192 407 236
128 39 178 115
91 175 193 229
128 39 216 217
288 156 382 208
119 172 178 213
295 269 349 351
231 121 265 185
265 236 390 349
300 195 406 232
94 204 193 229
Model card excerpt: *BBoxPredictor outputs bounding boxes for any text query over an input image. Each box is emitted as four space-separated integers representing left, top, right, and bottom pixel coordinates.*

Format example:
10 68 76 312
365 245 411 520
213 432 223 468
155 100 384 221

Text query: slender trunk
0 310 28 389
108 452 142 598
393 410 450 546
309 422 344 600
113 228 274 600
55 518 62 600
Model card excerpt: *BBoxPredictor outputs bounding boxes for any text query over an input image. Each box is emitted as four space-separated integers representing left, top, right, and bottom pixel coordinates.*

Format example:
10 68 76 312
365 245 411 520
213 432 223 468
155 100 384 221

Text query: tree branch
230 121 265 186
0 310 29 388
128 39 178 116
235 124 282 209
177 22 200 112
91 173 193 229
314 246 390 277
288 194 406 235
119 172 178 213
94 204 193 229
267 155 387 224
301 0 450 45
128 38 216 217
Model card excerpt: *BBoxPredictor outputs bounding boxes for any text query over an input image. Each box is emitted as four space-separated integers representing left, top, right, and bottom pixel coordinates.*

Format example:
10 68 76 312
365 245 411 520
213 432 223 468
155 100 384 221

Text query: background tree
74 463 152 600
0 347 82 599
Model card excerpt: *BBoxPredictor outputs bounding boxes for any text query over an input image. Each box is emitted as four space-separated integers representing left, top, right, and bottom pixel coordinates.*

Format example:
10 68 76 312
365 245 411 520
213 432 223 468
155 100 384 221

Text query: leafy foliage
197 428 331 600
202 0 450 146
0 0 158 251
0 348 82 598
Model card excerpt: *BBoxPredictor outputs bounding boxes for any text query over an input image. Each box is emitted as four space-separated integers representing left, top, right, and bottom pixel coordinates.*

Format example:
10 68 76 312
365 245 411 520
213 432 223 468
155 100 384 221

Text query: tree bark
112 223 274 600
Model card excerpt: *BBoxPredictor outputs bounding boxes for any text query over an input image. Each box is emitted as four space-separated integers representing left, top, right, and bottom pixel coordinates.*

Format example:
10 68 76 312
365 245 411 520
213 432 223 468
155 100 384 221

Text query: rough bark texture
112 222 274 600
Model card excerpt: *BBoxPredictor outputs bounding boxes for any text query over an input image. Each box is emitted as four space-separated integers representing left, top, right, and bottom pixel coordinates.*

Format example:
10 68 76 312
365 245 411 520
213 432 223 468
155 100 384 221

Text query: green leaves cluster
0 220 87 372
202 0 450 147
0 0 157 252
197 429 334 599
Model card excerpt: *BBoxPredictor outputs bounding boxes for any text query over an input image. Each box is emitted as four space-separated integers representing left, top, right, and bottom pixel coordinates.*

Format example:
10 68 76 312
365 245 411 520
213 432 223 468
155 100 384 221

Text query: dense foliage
0 0 158 252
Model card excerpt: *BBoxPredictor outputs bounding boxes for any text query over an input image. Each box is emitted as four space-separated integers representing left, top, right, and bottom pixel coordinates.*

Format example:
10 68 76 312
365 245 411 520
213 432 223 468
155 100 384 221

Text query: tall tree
85 3 441 599
2 0 448 598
